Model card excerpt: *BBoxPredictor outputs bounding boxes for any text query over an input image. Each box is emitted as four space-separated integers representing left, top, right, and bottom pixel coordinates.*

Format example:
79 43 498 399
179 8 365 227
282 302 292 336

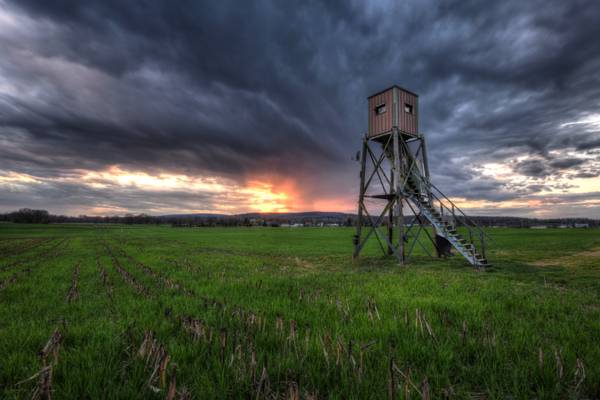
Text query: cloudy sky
1 0 599 217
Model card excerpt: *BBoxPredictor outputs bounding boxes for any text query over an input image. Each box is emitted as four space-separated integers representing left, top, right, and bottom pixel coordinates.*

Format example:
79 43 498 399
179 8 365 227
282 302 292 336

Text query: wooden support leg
387 169 394 255
393 130 405 265
353 138 368 260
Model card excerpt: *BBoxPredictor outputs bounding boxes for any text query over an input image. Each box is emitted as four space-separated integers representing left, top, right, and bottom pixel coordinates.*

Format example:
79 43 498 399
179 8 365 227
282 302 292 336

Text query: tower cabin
368 86 418 139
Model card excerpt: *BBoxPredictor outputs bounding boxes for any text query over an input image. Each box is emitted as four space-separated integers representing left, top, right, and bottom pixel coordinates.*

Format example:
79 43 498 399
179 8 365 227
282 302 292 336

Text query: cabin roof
368 85 419 99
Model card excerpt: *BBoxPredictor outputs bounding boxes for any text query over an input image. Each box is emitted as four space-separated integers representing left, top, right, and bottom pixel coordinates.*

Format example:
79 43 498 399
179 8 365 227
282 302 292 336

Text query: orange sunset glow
241 181 293 213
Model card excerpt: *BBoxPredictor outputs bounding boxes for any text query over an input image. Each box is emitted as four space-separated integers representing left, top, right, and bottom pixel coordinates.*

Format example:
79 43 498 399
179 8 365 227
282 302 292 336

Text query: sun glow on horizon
84 167 299 214
241 181 292 213
0 165 301 215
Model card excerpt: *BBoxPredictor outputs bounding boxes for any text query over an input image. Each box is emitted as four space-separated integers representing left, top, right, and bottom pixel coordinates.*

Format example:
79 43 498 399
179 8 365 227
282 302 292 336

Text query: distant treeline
464 215 599 228
0 208 159 225
0 208 598 228
0 208 352 227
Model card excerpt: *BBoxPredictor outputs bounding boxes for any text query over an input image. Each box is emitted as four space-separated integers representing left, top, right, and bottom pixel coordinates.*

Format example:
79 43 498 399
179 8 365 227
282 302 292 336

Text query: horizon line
2 209 598 221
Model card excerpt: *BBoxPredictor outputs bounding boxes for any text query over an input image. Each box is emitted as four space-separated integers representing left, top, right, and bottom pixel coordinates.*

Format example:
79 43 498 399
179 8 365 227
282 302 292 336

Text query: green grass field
0 224 599 399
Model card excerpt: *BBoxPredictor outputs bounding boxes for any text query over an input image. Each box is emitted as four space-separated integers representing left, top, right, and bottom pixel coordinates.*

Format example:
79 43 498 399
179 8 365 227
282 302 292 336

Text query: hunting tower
353 85 490 268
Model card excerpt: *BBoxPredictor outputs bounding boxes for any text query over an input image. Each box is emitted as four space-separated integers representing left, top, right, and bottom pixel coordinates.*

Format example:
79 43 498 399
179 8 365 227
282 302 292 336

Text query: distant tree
9 208 50 224
124 214 135 224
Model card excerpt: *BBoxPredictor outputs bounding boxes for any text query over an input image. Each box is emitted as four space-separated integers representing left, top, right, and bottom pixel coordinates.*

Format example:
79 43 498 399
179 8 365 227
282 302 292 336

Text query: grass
0 224 599 399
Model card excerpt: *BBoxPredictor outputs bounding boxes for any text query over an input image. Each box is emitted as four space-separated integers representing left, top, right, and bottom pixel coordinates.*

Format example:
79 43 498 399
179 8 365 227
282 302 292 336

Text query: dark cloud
548 158 586 169
511 156 594 180
574 171 599 179
514 159 551 178
0 0 599 216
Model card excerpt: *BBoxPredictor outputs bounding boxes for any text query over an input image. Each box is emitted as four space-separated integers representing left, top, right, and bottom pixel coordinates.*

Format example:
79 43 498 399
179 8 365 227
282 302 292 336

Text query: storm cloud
0 0 599 216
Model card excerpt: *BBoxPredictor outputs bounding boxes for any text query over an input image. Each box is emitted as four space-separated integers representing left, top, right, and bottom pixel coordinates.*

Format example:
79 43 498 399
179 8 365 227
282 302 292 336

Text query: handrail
427 180 494 244
402 155 493 240
425 187 489 260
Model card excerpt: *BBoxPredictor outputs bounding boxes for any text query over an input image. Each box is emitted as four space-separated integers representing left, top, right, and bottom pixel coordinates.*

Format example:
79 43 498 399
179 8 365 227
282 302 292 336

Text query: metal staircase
404 171 490 269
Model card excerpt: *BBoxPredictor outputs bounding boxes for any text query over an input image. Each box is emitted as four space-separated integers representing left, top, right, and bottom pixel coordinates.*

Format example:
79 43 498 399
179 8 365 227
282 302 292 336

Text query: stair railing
427 181 489 259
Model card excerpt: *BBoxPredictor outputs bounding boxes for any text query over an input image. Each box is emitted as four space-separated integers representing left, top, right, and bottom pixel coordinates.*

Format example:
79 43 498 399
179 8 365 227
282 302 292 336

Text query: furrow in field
130 330 188 398
0 238 40 255
0 237 54 259
96 256 114 302
0 239 70 293
121 252 194 296
0 238 34 256
0 238 67 272
66 263 80 303
15 327 64 400
104 242 195 297
104 243 152 297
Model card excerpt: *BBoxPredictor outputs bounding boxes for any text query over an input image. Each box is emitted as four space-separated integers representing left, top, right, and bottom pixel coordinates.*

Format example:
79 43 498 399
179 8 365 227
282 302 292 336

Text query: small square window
375 104 386 115
404 103 413 114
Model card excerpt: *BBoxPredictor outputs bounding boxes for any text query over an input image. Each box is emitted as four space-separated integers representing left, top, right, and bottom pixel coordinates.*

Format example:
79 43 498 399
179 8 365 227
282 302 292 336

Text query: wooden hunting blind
368 86 418 138
354 85 490 268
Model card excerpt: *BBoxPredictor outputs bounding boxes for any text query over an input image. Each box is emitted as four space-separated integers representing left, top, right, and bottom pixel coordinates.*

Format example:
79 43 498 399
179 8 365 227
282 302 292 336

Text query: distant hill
159 213 229 219
159 211 353 219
